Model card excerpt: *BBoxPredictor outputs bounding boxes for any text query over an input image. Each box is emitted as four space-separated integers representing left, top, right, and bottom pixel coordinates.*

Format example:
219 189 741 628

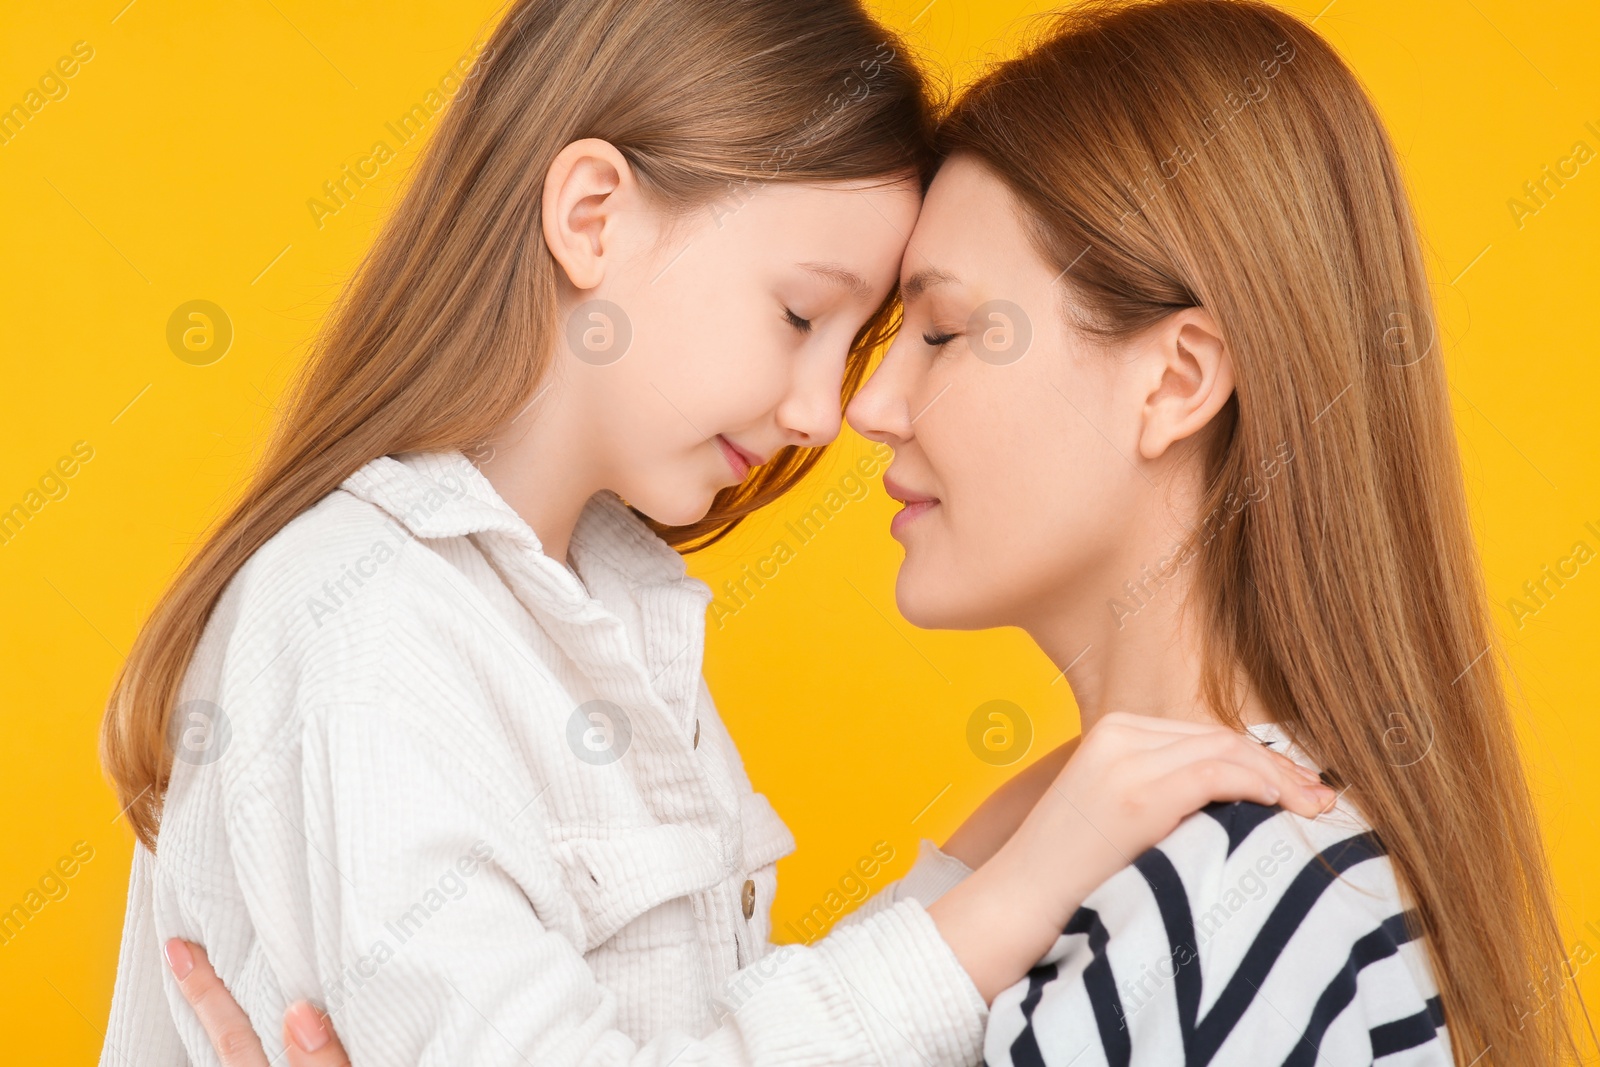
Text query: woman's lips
889 499 938 537
882 473 940 538
714 435 761 481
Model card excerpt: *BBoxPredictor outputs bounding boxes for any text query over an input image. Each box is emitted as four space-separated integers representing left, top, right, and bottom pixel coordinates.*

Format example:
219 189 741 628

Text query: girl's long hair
103 0 937 852
939 2 1586 1063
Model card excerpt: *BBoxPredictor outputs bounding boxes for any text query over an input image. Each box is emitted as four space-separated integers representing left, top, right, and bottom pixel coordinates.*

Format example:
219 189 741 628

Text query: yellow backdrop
2 0 1595 1060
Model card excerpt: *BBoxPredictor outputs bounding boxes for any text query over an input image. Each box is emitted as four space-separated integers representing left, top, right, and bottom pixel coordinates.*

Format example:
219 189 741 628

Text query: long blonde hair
103 0 936 852
939 2 1588 1063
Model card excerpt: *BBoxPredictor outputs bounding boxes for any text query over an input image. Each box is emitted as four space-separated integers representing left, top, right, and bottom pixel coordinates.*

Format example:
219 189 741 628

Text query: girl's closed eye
922 328 959 348
783 307 813 334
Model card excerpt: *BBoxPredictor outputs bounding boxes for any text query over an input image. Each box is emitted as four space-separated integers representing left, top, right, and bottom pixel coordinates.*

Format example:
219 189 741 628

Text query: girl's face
547 155 921 528
846 155 1203 633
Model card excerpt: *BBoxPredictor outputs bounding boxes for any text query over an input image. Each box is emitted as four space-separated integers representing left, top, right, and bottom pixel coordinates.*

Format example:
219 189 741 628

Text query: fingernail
287 1001 330 1052
163 938 193 981
1263 784 1281 804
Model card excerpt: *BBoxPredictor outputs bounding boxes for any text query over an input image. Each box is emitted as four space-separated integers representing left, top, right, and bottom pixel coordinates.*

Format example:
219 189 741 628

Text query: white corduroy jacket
102 450 986 1067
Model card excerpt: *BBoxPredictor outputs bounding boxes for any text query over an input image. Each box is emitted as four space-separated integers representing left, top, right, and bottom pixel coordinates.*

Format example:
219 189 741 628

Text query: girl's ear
1135 306 1235 461
541 138 636 291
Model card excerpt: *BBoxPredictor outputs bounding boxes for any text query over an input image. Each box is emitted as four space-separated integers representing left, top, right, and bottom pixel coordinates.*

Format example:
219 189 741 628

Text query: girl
98 0 1326 1064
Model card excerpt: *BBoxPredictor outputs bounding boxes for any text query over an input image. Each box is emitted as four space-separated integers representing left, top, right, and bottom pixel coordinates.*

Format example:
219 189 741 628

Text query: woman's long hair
939 2 1586 1063
103 0 937 852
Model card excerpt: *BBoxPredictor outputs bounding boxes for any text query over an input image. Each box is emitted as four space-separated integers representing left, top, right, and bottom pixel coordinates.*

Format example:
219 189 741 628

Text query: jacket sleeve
265 697 987 1067
829 839 975 931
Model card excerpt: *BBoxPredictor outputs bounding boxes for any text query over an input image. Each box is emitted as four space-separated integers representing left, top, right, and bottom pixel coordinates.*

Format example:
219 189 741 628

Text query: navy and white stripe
984 722 1451 1066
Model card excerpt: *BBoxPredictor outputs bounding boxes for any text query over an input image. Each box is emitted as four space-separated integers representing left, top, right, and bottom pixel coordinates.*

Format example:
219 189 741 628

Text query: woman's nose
845 344 914 445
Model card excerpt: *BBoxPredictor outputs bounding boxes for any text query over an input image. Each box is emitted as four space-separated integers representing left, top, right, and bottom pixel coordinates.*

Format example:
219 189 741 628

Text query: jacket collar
338 450 695 596
338 449 713 725
337 449 749 861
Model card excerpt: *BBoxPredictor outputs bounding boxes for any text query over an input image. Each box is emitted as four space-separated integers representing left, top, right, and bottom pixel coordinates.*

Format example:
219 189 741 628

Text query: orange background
1 0 1596 1059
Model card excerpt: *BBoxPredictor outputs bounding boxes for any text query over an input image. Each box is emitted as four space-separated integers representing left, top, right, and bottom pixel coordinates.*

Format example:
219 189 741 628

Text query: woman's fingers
283 1001 351 1067
164 939 270 1067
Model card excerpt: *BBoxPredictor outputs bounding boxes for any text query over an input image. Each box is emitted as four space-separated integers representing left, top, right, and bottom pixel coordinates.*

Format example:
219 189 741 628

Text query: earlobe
541 138 632 292
1137 308 1235 460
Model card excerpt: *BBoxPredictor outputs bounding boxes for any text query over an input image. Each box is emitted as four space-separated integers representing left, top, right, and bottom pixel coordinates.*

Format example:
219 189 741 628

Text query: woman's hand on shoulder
164 939 351 1067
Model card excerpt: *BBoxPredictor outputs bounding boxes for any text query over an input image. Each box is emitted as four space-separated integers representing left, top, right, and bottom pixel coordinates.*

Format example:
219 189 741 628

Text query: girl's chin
624 485 719 530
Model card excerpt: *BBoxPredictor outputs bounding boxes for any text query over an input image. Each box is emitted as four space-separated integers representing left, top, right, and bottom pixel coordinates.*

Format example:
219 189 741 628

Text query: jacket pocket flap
556 823 728 951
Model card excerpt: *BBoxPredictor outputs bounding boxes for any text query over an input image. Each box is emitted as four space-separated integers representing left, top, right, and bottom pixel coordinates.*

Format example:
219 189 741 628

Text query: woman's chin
894 568 955 630
894 562 1000 633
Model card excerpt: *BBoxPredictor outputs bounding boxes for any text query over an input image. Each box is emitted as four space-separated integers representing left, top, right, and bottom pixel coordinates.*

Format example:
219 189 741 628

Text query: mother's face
846 155 1179 633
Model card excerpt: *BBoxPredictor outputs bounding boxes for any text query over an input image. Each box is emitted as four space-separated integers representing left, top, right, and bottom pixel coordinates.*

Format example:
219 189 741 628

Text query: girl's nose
777 352 846 447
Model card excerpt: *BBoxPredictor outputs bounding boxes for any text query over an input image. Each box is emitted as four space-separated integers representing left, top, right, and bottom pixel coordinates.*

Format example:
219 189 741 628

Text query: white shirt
101 450 986 1067
983 722 1451 1066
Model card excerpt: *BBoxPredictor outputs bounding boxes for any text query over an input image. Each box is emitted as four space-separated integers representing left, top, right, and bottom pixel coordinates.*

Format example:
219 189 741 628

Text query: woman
97 0 1326 1063
851 2 1576 1064
168 0 1585 1064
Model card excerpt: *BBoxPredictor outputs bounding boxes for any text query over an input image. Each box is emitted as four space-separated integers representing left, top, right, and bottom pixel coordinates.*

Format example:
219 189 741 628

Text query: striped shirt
984 722 1452 1066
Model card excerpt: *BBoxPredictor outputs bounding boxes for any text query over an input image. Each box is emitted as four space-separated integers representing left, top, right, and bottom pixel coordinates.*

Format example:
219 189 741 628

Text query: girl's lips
714 435 757 481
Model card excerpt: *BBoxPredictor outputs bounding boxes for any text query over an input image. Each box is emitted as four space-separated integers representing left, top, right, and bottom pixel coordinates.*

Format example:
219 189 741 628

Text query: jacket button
741 878 755 920
693 719 700 749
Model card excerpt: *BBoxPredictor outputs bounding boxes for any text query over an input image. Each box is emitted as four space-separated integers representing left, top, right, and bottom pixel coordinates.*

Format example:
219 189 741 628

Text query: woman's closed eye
922 329 959 348
783 307 813 334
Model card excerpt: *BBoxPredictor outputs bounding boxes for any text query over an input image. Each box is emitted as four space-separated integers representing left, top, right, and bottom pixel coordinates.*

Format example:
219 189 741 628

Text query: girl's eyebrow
902 266 958 301
799 261 871 298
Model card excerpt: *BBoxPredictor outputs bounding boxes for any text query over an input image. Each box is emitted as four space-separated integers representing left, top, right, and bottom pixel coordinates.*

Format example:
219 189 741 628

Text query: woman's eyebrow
902 266 958 301
799 261 871 298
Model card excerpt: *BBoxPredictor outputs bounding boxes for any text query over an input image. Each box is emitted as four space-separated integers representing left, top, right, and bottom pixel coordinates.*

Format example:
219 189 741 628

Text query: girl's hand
164 939 351 1067
927 712 1336 1002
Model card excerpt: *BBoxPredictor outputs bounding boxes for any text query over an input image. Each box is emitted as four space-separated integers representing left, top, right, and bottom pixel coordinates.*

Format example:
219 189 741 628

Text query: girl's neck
470 396 600 568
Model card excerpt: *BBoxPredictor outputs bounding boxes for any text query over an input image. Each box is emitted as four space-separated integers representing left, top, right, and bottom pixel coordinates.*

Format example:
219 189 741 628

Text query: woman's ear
1135 306 1235 460
541 138 636 292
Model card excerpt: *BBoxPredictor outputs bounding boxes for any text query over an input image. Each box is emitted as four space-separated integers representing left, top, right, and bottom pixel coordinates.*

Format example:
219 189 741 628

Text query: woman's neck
1025 560 1274 735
